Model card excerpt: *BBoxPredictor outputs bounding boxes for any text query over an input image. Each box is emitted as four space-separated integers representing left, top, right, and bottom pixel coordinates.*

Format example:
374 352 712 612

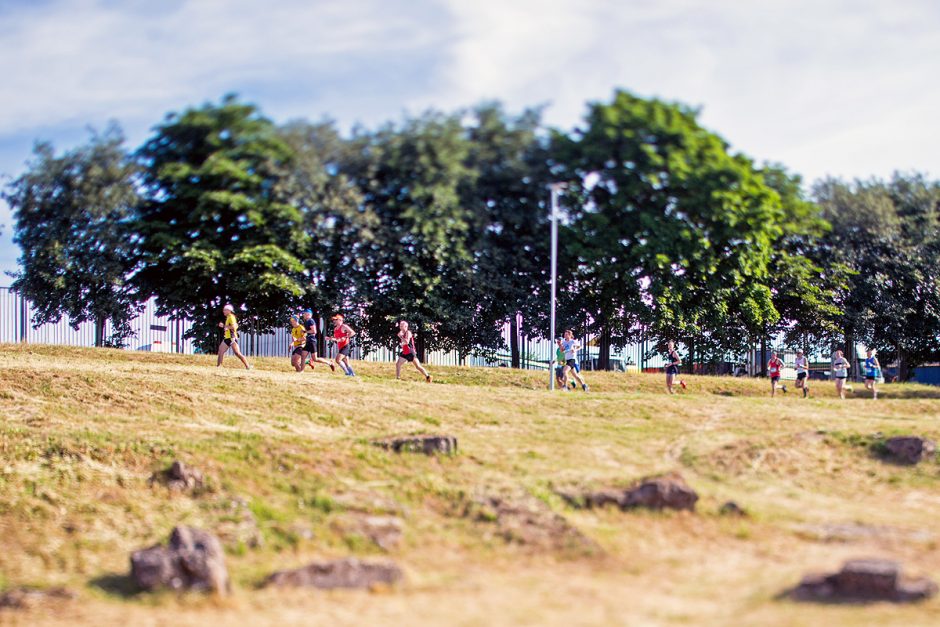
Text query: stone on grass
148 460 205 492
373 435 457 455
0 587 76 610
265 558 403 590
476 495 600 555
791 559 937 603
562 473 699 512
880 437 937 465
130 526 229 594
719 501 747 517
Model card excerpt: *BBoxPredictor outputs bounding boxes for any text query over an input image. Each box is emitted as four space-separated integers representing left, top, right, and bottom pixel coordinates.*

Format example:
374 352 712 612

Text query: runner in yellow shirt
288 315 306 372
216 304 251 370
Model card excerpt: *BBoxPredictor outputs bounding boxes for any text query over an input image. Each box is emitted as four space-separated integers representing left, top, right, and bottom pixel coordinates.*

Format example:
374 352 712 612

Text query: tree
557 90 783 369
815 174 940 379
134 96 307 351
4 124 140 346
761 165 848 364
340 112 485 358
460 103 553 366
276 119 375 347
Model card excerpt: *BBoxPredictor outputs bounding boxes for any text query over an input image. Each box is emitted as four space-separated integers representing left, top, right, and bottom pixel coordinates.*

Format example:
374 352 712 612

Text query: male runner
328 314 357 377
301 309 335 372
554 338 567 389
396 320 431 382
216 304 251 370
561 329 588 392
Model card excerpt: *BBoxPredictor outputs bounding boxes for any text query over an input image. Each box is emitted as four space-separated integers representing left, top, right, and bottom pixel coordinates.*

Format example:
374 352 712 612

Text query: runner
794 349 810 398
300 309 335 373
561 329 588 392
554 338 567 389
216 304 251 370
665 341 686 394
767 351 786 396
832 349 850 399
396 320 431 382
328 314 357 377
288 315 306 372
864 348 881 400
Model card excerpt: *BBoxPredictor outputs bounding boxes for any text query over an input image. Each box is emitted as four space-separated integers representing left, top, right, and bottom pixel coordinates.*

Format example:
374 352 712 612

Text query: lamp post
548 182 565 390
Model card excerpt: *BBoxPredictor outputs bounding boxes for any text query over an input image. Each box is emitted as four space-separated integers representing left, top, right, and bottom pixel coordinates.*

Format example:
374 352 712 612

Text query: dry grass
0 343 939 626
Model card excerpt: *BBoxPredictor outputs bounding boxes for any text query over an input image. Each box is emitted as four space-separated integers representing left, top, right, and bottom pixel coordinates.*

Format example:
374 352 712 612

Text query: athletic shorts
796 372 807 380
303 337 317 354
865 375 876 381
338 344 351 357
565 359 577 369
223 338 234 347
770 375 780 382
399 351 415 362
835 375 847 380
292 347 304 356
665 365 679 376
555 366 565 379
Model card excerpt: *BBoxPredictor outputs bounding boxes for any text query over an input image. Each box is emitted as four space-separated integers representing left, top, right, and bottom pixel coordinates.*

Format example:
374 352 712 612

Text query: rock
562 473 698 512
148 460 205 492
791 558 937 603
881 437 937 465
476 495 600 555
130 526 229 594
0 587 76 610
719 501 747 517
264 558 403 590
373 435 457 455
334 515 404 551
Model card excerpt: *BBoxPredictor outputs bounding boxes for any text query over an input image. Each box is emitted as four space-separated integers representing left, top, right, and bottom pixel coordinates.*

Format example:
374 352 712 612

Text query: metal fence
0 286 671 369
2 286 865 377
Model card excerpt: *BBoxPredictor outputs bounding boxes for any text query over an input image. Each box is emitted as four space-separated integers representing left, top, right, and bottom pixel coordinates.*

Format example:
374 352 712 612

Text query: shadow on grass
89 573 141 599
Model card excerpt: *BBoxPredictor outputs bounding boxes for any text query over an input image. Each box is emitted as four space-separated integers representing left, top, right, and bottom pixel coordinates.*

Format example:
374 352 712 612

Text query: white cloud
429 0 940 181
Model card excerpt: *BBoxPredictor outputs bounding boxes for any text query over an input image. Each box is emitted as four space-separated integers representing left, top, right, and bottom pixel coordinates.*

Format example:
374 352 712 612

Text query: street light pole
548 183 565 390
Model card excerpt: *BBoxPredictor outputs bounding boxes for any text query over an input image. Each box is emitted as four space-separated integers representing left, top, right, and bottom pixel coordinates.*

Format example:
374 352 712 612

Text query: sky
1 0 939 279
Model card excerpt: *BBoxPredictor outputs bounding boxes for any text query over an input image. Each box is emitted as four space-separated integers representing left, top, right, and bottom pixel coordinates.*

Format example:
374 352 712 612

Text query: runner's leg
412 357 431 381
231 342 251 369
396 357 405 379
216 342 228 367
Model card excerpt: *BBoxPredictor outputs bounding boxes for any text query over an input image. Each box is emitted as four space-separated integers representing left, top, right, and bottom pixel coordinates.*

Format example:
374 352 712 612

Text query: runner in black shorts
289 315 306 372
300 309 336 373
396 320 431 382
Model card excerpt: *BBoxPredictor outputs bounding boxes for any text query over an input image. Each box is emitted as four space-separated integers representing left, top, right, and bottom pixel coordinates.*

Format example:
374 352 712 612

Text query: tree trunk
415 332 427 363
94 315 105 347
844 332 855 381
597 325 611 371
898 348 910 382
510 316 520 369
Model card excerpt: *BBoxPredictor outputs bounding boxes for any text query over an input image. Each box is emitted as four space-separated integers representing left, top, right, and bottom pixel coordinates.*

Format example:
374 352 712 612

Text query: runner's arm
343 324 356 338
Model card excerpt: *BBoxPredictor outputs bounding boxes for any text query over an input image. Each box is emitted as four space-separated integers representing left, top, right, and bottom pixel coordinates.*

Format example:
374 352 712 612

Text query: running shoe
426 374 433 383
582 384 589 392
782 385 788 393
679 380 687 389
329 363 336 372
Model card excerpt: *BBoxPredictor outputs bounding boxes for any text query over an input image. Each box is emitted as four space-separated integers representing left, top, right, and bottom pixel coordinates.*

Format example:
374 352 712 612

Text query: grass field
1 343 939 626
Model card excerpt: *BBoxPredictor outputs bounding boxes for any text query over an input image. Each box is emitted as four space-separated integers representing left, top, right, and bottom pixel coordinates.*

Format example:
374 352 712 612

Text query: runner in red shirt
767 351 787 397
396 320 431 383
328 314 357 377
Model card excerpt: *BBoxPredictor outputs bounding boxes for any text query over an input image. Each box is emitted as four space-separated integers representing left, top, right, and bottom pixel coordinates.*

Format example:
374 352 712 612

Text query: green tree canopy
4 124 139 346
134 95 306 350
558 90 784 366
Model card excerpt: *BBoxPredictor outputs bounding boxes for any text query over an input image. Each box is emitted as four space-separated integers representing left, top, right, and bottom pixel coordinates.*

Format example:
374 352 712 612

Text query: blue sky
2 0 939 280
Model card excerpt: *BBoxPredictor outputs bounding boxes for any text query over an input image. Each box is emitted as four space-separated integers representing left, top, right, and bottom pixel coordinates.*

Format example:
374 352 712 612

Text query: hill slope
1 344 939 626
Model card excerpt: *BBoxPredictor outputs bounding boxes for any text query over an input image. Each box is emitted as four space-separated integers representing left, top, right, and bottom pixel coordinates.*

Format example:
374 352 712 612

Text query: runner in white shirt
794 349 810 398
561 329 589 392
832 349 850 400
